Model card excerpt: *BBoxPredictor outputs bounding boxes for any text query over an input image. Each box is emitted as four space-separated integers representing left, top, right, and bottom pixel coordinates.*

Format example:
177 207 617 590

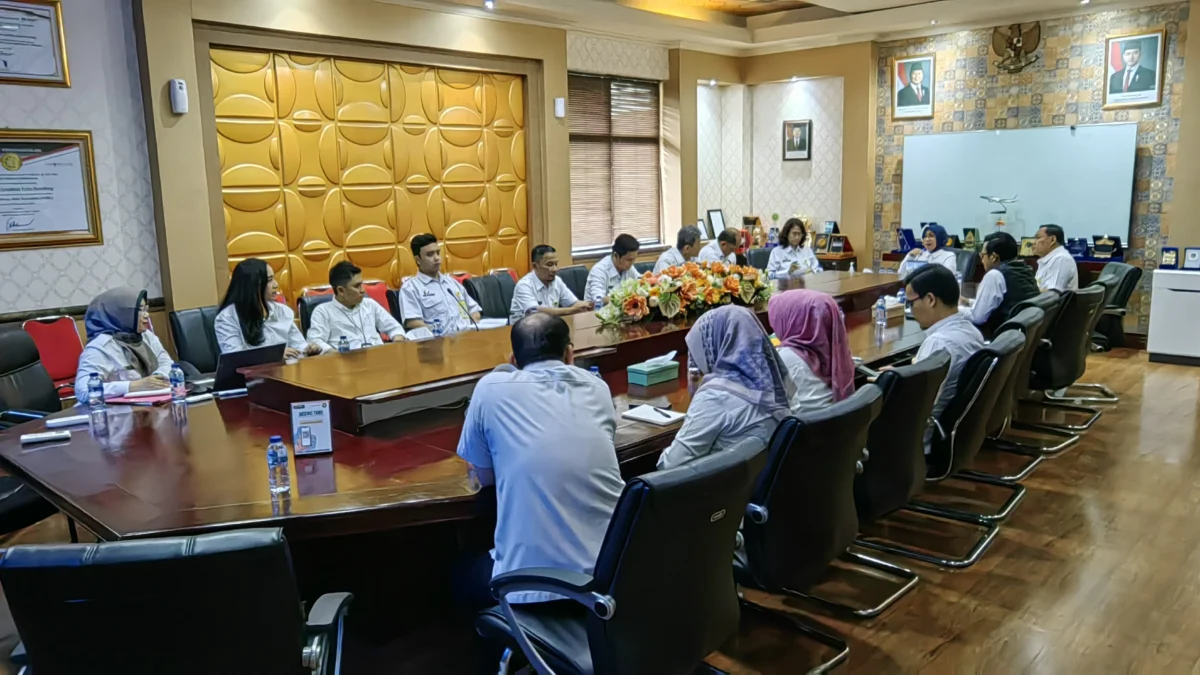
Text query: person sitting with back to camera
768 289 856 414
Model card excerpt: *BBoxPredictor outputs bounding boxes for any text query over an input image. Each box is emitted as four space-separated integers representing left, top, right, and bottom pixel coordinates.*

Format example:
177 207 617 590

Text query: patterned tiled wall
752 78 844 228
697 85 724 217
567 33 670 82
211 49 529 302
721 85 753 220
0 0 160 313
875 3 1189 330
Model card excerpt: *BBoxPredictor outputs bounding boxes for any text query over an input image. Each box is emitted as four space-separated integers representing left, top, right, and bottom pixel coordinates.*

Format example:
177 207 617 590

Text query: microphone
443 281 480 332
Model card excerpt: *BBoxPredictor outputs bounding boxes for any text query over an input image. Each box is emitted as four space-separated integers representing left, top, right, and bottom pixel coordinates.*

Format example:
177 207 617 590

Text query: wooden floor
2 349 1198 673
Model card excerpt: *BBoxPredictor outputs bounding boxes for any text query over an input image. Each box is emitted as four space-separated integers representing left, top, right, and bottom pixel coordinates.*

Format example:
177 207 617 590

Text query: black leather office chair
0 331 61 536
386 288 403 322
633 261 654 275
1 528 351 675
1016 285 1108 431
746 247 770 271
737 386 918 622
298 295 333 335
557 265 588 301
464 275 509 321
1091 262 1142 351
476 440 764 675
169 306 221 375
947 247 978 280
855 352 950 524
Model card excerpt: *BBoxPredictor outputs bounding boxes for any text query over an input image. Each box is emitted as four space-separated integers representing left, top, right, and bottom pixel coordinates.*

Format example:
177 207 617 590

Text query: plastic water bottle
87 372 107 436
337 335 350 353
875 297 887 328
266 435 291 495
897 288 907 306
431 318 444 337
849 262 856 275
589 365 601 378
169 363 186 402
838 306 845 324
954 270 964 287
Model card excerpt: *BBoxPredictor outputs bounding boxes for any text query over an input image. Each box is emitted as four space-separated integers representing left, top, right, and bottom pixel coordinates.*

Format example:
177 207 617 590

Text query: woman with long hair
898 223 958 277
655 305 794 471
214 259 319 359
766 218 823 279
768 290 856 414
74 287 173 398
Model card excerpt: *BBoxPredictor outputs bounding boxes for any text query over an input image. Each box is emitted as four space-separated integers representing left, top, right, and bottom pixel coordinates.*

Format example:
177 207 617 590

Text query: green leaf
659 292 682 318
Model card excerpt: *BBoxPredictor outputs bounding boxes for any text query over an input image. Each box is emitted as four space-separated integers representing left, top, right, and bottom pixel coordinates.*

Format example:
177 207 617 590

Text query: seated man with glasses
904 265 985 452
967 232 1040 336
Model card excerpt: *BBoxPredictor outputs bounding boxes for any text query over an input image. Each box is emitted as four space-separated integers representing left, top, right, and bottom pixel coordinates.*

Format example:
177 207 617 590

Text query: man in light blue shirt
584 233 641 306
509 245 592 323
400 233 482 335
905 265 985 452
456 313 624 606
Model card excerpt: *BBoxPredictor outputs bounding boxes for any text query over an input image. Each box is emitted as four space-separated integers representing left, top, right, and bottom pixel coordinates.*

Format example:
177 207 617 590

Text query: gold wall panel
212 48 529 302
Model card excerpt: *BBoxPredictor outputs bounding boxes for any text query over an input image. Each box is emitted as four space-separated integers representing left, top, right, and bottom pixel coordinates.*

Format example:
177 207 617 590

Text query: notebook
621 405 686 426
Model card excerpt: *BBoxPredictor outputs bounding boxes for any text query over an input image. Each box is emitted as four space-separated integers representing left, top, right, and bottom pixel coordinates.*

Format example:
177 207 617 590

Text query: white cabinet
1148 270 1200 364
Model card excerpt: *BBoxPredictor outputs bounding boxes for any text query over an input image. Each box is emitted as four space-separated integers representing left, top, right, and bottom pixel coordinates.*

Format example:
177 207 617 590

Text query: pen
214 388 248 399
651 406 671 418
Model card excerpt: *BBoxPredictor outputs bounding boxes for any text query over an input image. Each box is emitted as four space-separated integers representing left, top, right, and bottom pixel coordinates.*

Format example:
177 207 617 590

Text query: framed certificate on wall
0 0 71 87
0 129 102 251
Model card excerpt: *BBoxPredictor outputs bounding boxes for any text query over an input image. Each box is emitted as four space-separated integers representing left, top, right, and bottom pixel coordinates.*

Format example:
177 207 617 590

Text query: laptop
212 343 288 392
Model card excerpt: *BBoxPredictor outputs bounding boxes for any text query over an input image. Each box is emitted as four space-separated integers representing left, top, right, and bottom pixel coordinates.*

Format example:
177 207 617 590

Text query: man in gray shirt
905 265 985 452
456 313 624 607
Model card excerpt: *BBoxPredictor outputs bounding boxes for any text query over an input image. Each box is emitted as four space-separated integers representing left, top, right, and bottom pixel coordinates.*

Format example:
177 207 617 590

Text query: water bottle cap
269 435 283 443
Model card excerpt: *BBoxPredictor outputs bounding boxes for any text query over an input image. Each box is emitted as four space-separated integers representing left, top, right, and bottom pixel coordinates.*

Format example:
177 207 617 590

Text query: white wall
751 77 844 229
0 0 161 313
697 84 723 218
566 33 670 81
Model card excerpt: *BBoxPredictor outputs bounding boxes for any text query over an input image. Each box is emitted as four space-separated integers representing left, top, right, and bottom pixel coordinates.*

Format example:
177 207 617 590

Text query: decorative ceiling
631 0 815 17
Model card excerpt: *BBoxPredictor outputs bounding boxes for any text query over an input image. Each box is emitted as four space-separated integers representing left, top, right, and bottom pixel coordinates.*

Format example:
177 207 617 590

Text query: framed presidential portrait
893 54 935 120
0 0 71 87
1104 30 1165 110
781 119 812 161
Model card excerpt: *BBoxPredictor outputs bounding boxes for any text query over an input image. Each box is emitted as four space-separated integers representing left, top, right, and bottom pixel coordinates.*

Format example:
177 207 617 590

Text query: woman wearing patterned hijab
73 287 173 400
898 223 958 278
768 290 856 413
656 305 794 471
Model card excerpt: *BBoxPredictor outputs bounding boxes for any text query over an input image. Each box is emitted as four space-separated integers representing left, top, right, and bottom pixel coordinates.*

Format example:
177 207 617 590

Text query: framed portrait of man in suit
781 119 812 161
1104 30 1164 109
893 54 935 120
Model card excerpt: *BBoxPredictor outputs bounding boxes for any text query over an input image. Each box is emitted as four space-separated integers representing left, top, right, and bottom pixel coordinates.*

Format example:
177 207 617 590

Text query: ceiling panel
609 0 814 18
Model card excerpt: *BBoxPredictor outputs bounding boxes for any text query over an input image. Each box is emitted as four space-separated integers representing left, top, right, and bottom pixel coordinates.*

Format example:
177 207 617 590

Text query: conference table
0 272 924 543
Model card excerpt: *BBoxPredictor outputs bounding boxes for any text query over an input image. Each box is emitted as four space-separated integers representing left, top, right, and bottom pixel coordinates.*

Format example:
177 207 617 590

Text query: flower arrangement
596 261 772 325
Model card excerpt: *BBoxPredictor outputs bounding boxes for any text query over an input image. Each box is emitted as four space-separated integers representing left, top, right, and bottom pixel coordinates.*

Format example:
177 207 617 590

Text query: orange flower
703 286 723 304
711 262 728 276
622 294 649 320
679 279 699 302
640 271 659 283
649 286 660 297
663 266 685 280
683 261 701 274
723 276 741 293
741 267 759 282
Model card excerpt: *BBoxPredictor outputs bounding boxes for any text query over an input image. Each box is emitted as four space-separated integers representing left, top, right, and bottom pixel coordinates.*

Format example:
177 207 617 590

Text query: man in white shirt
456 313 624 607
697 227 739 265
966 232 1039 335
905 265 985 452
1032 224 1079 292
509 245 592 323
585 233 641 306
307 261 406 352
399 233 482 335
653 225 702 274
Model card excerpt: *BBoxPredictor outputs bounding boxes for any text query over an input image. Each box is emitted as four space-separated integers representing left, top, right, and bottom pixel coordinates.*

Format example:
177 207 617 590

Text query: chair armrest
306 592 353 630
491 568 613 675
1102 308 1126 317
1039 338 1053 351
856 364 881 380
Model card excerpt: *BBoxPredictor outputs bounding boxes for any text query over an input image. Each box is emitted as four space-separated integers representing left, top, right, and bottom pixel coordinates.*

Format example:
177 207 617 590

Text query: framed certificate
0 0 70 87
0 129 102 251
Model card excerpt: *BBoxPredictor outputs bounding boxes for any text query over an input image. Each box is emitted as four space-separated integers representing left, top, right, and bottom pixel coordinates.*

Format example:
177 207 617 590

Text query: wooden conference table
0 272 921 542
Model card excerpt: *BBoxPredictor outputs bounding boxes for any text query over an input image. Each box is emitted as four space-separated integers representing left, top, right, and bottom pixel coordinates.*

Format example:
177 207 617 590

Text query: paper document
621 405 685 426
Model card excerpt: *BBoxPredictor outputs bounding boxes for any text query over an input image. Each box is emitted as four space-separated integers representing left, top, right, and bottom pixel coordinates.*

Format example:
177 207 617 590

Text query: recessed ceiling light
484 0 494 9
790 76 799 82
709 79 717 87
1081 0 1090 4
930 19 938 25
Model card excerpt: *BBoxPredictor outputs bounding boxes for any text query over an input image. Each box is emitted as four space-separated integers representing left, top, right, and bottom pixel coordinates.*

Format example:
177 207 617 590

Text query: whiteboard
901 123 1138 242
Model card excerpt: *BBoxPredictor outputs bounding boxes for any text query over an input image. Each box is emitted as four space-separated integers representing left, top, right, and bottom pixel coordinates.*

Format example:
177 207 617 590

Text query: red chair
272 292 286 304
490 268 519 283
451 271 473 284
362 279 390 309
21 316 83 400
300 285 334 297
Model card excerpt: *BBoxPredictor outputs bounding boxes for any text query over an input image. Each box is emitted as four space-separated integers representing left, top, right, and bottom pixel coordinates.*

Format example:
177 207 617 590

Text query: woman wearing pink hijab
767 290 856 413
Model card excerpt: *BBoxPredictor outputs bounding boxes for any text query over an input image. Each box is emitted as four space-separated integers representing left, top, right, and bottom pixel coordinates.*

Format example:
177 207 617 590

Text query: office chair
464 275 509 321
476 441 764 675
362 279 390 311
947 247 978 280
298 295 334 335
1 528 352 675
169 306 222 375
737 385 919 622
386 288 404 322
0 332 61 536
494 270 517 316
746 247 770 271
1016 285 1108 431
633 262 654 275
20 316 82 400
556 265 589 302
1091 262 1142 352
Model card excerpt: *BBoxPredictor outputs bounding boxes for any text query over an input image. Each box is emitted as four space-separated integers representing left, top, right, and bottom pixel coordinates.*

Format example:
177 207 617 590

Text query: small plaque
898 228 918 252
1161 247 1179 269
1092 235 1123 260
1019 237 1036 257
962 228 979 252
1066 237 1089 258
814 233 831 253
291 400 333 456
828 234 847 254
1184 248 1200 271
946 235 962 249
